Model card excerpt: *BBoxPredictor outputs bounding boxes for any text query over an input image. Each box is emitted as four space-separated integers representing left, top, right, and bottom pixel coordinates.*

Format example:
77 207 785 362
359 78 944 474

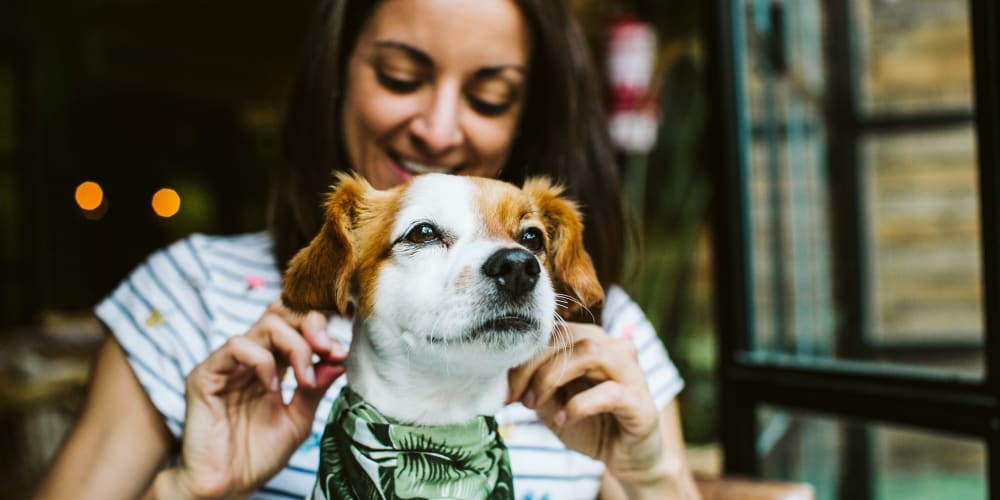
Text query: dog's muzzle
482 248 540 299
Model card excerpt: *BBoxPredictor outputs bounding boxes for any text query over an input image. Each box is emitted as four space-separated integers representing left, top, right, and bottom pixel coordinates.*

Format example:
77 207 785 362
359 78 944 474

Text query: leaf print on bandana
312 387 514 499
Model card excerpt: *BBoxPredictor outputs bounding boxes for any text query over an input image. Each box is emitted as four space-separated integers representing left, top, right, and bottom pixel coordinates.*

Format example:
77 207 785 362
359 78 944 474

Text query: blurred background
0 0 996 499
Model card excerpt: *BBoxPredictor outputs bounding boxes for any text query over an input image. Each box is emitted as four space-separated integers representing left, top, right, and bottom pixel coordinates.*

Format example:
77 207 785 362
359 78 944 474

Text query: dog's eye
406 223 439 244
519 227 544 252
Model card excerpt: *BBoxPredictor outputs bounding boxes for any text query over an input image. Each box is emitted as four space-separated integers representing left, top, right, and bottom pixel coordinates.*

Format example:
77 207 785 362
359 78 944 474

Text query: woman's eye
466 78 519 117
519 227 544 252
406 223 439 244
376 70 422 93
468 96 513 117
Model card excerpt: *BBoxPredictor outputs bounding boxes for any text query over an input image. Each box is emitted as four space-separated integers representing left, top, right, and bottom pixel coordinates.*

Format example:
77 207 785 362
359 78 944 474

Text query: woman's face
342 0 531 190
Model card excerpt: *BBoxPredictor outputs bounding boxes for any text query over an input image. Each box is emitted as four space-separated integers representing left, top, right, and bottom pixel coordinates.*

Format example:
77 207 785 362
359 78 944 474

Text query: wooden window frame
703 0 1000 498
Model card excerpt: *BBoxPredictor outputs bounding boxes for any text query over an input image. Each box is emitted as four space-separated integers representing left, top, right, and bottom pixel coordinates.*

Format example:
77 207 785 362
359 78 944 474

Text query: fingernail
523 389 536 409
316 332 332 350
308 314 332 347
304 366 317 387
271 375 281 392
329 342 347 358
554 410 567 428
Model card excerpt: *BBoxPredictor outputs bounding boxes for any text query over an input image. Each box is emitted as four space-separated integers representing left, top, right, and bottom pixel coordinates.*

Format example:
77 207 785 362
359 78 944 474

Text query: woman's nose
409 83 463 156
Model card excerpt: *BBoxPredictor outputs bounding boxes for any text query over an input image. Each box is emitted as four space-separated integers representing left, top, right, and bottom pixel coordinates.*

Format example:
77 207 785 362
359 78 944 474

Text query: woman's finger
538 380 619 429
270 301 329 351
507 348 556 405
252 315 320 388
288 363 346 429
527 339 604 409
265 301 348 364
198 336 281 392
508 321 597 403
562 380 651 431
297 310 332 352
528 336 641 409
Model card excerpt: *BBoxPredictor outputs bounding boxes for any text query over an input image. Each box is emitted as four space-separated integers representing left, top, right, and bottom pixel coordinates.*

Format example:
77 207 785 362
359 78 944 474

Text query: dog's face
282 173 603 375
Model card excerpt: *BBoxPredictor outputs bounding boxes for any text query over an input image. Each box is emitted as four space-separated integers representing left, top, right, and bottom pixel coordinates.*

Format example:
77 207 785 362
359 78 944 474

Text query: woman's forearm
631 401 702 499
35 338 174 500
142 468 185 500
600 401 702 500
614 459 699 500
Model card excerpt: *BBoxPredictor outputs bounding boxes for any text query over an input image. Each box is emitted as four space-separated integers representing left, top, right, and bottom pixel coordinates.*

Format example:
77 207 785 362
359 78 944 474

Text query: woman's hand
507 322 691 498
162 301 347 499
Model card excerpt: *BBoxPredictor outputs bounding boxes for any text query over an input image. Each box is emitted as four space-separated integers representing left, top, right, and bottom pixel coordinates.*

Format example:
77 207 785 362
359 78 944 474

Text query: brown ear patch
281 172 370 314
523 177 604 321
348 186 402 317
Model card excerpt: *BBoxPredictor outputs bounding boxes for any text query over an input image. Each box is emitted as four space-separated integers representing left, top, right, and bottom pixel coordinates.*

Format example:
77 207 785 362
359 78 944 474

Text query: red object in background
606 14 659 154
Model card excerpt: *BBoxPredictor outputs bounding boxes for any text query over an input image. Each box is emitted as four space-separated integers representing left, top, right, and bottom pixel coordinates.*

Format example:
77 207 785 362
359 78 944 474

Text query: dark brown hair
270 0 624 289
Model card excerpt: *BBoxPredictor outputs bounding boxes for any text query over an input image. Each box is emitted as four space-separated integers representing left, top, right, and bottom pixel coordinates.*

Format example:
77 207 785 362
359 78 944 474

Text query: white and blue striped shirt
95 232 684 500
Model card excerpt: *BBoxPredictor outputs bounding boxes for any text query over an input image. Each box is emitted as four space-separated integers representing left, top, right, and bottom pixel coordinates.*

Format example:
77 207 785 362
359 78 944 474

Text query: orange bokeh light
152 188 181 218
75 181 104 211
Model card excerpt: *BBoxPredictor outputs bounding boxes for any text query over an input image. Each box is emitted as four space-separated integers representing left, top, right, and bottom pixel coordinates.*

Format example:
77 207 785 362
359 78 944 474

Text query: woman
36 0 700 498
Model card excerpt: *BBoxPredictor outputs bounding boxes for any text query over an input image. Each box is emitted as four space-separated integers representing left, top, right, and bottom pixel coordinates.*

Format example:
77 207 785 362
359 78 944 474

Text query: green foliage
621 53 716 444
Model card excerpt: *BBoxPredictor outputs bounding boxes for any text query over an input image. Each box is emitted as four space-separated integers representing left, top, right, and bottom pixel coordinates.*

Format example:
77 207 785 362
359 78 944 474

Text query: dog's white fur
348 175 555 425
283 173 602 426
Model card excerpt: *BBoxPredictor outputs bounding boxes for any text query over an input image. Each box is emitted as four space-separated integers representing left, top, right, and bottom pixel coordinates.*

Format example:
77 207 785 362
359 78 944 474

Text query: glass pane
862 127 983 376
734 0 983 377
757 405 987 500
738 0 837 356
853 0 973 114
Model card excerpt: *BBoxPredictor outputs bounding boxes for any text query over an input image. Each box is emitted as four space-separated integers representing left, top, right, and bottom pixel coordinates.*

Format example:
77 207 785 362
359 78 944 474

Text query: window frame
703 0 1000 497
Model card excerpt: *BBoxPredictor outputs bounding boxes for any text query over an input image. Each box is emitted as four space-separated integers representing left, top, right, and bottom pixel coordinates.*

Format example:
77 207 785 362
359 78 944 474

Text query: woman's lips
387 149 465 176
386 151 415 182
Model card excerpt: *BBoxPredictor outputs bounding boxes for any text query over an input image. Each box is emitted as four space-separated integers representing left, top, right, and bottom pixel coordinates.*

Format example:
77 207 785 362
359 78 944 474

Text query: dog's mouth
425 315 540 345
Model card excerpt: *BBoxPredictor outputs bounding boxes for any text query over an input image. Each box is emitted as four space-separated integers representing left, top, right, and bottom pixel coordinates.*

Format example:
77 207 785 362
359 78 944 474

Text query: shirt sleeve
94 235 215 437
601 286 685 410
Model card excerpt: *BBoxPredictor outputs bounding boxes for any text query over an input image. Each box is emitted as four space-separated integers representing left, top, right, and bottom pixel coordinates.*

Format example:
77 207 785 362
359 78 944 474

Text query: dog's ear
523 177 604 320
282 173 370 314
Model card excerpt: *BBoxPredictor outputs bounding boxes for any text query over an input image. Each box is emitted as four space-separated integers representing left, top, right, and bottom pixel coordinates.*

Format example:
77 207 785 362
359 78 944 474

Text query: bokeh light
152 188 181 218
74 181 103 211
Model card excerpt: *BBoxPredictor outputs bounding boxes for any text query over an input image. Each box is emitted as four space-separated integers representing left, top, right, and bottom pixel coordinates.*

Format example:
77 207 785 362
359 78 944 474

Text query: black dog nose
482 248 541 298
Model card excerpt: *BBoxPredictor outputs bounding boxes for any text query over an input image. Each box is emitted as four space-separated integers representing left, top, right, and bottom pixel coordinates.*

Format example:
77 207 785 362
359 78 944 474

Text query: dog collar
314 386 514 500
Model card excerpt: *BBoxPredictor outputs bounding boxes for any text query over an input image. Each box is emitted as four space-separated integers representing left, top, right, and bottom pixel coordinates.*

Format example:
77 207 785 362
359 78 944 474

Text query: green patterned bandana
313 387 514 500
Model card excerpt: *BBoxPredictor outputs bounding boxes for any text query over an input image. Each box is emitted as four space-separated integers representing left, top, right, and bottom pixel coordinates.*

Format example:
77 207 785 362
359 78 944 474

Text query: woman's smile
386 148 465 176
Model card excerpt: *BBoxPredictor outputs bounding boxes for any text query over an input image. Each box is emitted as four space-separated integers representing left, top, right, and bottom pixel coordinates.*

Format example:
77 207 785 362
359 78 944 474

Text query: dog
282 172 603 500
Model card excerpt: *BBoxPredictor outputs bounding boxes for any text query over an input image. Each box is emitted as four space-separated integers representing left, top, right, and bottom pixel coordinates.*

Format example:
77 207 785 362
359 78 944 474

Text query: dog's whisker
554 292 597 324
554 315 573 353
550 313 573 380
556 293 582 308
554 292 584 306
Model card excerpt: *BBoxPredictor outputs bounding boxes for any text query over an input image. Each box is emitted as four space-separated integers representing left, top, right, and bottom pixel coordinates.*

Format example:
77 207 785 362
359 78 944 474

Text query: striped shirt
95 232 684 500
